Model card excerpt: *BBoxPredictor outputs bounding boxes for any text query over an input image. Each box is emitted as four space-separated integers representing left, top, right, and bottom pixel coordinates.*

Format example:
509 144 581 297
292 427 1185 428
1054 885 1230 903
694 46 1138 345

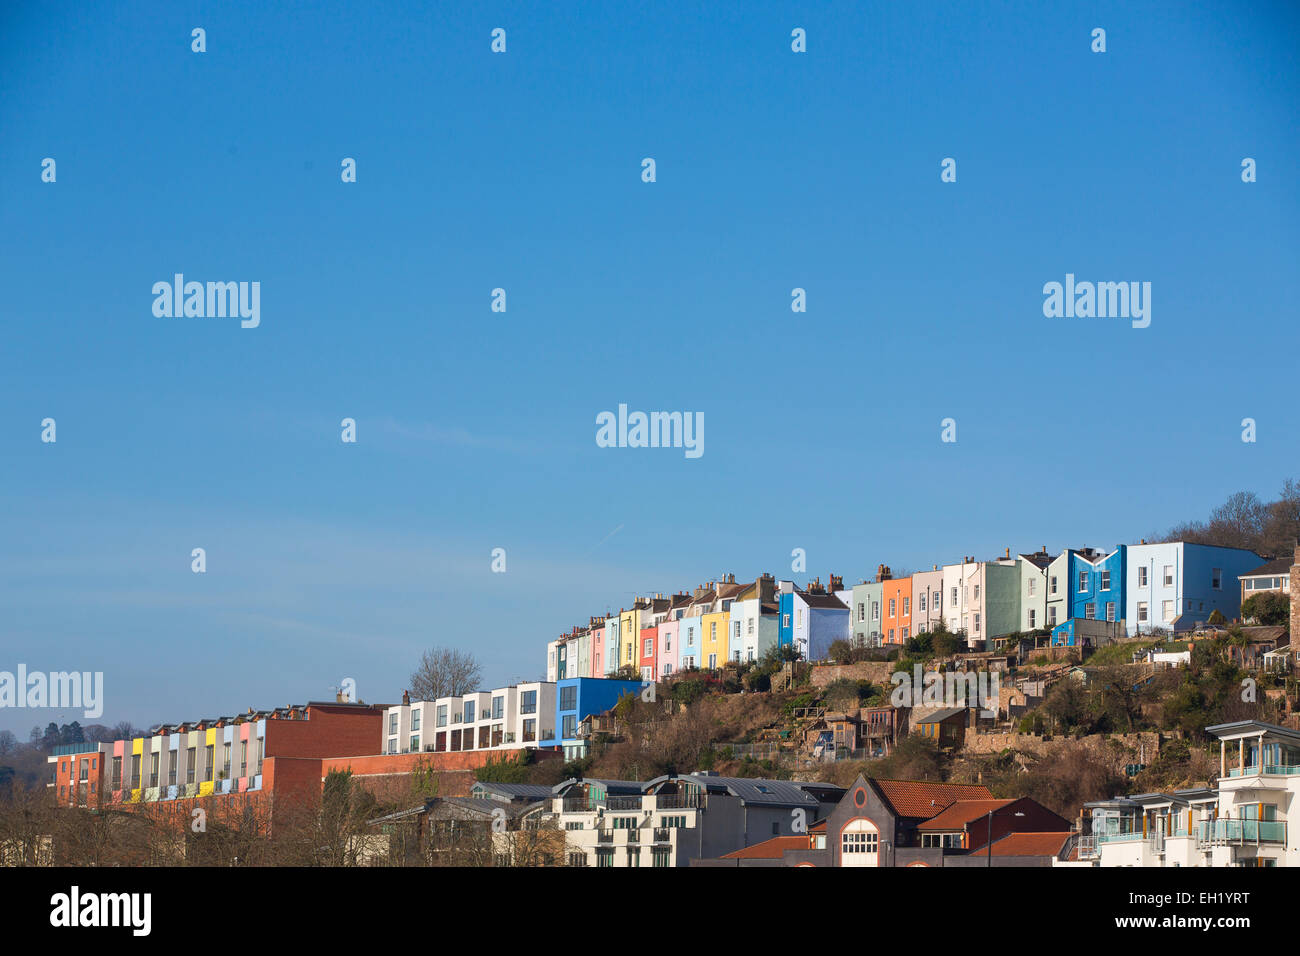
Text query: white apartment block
549 772 844 867
384 681 557 756
1075 721 1300 867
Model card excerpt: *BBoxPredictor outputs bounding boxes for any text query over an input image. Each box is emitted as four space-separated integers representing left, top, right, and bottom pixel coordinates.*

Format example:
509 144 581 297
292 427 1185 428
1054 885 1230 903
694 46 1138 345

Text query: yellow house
700 610 730 669
619 605 642 673
699 576 745 670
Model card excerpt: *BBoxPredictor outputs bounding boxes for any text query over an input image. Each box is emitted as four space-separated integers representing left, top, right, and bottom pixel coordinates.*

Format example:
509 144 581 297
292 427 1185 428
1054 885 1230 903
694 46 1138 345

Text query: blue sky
2 1 1297 735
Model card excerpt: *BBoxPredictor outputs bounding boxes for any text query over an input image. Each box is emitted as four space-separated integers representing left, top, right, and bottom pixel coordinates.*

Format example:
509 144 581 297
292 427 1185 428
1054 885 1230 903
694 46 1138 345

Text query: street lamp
986 809 1026 867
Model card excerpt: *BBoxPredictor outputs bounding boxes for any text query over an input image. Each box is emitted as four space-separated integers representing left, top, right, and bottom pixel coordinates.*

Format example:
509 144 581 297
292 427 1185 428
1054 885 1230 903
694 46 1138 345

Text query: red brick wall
264 704 385 759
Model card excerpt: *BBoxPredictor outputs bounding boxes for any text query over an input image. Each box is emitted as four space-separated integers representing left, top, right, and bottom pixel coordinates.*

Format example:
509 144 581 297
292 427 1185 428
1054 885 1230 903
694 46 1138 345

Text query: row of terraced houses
41 546 1300 866
547 541 1284 680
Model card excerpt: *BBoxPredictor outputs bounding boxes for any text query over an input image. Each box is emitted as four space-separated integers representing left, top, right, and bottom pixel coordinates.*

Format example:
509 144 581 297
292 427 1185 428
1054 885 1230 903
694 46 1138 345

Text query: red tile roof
987 831 1073 857
721 836 809 859
873 779 994 819
916 799 1014 831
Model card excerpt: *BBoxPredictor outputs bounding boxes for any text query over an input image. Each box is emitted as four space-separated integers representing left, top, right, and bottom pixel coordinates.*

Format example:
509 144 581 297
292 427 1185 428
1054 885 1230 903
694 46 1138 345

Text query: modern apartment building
49 700 386 818
1076 720 1300 867
552 772 845 867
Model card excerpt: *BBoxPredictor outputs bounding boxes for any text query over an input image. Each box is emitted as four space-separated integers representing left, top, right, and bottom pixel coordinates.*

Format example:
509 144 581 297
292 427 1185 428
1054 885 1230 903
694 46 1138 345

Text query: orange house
881 577 913 644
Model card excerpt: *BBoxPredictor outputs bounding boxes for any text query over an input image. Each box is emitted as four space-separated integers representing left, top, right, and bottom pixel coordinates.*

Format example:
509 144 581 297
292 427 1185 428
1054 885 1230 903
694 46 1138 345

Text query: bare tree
409 648 482 701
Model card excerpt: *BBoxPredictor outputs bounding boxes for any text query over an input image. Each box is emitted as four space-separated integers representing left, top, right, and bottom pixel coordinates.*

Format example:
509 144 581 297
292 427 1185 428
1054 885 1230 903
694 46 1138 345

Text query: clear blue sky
2 1 1297 736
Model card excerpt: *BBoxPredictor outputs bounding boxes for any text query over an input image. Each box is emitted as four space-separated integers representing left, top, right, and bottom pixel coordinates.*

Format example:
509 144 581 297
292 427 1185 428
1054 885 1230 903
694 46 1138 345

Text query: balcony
653 828 673 843
1197 819 1286 846
607 796 643 811
1226 764 1300 778
655 793 704 810
596 831 614 844
562 797 595 812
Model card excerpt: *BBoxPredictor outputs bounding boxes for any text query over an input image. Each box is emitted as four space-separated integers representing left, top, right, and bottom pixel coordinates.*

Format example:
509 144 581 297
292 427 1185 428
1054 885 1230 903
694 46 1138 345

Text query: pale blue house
1126 542 1263 634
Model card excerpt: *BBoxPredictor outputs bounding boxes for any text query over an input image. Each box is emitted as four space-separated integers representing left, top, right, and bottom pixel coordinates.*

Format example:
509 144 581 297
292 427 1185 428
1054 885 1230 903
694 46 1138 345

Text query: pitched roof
915 706 968 724
667 774 843 807
720 836 808 860
1242 556 1293 577
872 779 994 820
801 592 848 610
986 831 1073 857
916 799 1014 831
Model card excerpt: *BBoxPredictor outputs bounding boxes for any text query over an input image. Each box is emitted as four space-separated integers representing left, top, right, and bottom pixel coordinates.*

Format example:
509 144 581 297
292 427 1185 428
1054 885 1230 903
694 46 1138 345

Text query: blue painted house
1126 542 1263 634
1069 545 1127 626
552 677 643 760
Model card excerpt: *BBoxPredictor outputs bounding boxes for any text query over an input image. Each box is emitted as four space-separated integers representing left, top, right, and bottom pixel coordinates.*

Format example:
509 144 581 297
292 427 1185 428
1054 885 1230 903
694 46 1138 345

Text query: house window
1100 570 1111 590
973 613 981 633
1049 576 1057 595
710 622 716 641
1048 606 1057 626
973 585 980 601
493 696 504 720
918 593 927 613
464 702 475 723
1212 568 1222 590
644 638 653 656
1028 609 1036 628
858 603 865 622
872 601 880 620
436 704 448 727
1163 566 1174 587
411 710 421 731
1139 567 1148 587
843 831 878 854
1138 602 1149 622
1028 578 1037 596
1162 600 1174 622
1106 602 1116 622
888 598 896 617
782 614 790 628
521 691 537 715
903 597 910 616
1079 571 1089 591
1085 604 1096 620
389 713 398 735
560 686 577 711
409 735 420 752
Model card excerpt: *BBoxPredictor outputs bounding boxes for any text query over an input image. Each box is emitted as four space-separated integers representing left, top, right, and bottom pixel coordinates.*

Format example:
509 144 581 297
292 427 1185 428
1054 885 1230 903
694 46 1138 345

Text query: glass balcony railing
1197 819 1286 844
1226 764 1300 777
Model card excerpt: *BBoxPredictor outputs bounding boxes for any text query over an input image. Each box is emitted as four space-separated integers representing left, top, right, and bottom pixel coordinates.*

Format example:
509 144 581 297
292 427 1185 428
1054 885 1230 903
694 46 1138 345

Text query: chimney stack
1290 546 1300 651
